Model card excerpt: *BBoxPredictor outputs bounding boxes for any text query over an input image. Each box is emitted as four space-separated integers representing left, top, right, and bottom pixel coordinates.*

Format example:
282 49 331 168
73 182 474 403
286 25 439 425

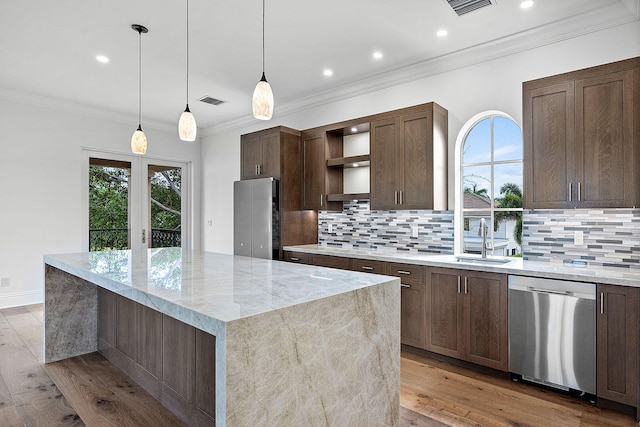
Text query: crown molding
0 86 175 133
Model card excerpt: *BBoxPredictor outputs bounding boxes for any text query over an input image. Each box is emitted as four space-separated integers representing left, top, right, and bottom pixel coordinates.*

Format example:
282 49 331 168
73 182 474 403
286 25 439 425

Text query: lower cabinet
309 253 352 270
387 262 426 349
98 288 216 425
425 267 508 371
597 284 638 406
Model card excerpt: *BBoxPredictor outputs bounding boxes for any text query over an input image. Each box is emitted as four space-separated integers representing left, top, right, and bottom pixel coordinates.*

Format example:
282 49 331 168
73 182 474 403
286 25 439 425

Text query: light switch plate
328 223 334 233
412 226 419 238
574 230 584 246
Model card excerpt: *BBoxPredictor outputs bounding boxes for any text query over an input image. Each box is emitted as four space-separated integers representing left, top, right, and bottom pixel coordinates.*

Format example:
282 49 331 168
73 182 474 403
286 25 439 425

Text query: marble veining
44 248 400 427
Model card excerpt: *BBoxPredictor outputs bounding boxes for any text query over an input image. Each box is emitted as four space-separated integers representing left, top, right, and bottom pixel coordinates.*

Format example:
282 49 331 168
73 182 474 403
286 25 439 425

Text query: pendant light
252 0 274 120
131 24 149 154
178 0 197 141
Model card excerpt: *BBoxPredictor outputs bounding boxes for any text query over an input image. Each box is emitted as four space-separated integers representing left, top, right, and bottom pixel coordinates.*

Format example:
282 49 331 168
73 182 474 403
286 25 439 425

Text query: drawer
283 251 309 264
386 263 425 287
310 254 352 270
352 259 387 275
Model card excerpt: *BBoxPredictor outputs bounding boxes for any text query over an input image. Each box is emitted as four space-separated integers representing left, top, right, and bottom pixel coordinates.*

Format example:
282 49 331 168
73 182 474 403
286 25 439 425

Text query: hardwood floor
0 304 636 426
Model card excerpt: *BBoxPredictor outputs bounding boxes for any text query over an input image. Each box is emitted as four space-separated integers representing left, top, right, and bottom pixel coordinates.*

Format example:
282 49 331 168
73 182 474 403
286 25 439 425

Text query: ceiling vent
446 0 493 16
198 96 227 106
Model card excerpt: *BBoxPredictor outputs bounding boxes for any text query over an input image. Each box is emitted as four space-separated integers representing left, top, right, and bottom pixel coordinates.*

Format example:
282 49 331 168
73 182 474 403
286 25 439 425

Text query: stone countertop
284 244 640 287
44 247 398 324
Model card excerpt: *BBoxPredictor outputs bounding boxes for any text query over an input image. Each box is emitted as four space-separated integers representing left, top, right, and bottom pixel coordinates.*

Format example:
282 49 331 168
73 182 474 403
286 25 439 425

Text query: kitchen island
43 248 400 427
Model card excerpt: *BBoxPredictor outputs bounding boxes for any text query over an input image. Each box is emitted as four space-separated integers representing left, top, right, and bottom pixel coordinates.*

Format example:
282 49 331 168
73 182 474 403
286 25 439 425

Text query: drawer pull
290 257 299 261
396 270 411 275
401 284 410 288
361 266 374 271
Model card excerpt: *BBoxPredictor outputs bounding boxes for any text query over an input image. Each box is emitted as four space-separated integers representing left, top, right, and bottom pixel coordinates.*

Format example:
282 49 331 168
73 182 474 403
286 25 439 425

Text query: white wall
202 21 640 255
0 99 202 308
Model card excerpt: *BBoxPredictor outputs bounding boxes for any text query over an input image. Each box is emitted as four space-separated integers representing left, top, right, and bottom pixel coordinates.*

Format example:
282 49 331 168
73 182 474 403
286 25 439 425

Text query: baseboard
0 290 43 309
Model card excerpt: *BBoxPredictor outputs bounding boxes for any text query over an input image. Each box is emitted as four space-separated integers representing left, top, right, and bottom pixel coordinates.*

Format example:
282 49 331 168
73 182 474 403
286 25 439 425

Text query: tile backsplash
522 209 640 269
318 201 454 254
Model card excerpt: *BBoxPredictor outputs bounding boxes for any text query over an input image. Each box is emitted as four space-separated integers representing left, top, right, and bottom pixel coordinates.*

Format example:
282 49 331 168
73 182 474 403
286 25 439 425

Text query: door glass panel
148 165 182 248
89 158 131 251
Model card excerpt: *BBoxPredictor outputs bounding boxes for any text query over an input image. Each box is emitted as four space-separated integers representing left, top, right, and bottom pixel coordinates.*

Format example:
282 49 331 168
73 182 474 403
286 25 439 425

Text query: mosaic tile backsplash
318 201 454 254
522 209 640 269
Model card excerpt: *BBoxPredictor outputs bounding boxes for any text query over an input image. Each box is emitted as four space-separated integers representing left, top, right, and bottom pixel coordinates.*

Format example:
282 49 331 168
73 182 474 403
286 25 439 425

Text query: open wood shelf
326 155 370 168
326 193 370 202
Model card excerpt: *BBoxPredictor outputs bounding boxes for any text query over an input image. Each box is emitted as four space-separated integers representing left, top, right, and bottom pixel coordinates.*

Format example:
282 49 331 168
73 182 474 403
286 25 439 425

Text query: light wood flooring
0 304 636 426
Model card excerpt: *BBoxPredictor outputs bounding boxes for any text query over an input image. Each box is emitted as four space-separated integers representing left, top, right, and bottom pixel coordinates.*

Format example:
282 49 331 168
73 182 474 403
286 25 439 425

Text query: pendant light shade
131 24 148 154
252 72 274 120
178 0 197 141
252 0 274 120
178 105 197 141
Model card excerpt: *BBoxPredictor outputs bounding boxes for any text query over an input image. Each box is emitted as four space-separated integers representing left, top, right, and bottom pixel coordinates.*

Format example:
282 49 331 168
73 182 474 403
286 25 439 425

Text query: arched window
454 112 523 256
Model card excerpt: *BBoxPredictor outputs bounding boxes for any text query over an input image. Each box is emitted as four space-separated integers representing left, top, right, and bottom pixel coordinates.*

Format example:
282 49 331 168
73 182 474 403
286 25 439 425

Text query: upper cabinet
371 103 448 210
241 127 300 180
523 57 640 209
301 130 343 211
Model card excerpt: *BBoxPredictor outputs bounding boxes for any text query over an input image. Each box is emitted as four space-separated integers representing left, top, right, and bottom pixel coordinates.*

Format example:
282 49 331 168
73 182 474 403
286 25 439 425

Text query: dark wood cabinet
387 262 426 349
425 267 508 371
282 250 310 264
309 253 352 270
523 57 640 209
597 284 638 406
370 103 448 210
302 131 342 210
240 128 280 179
97 289 216 425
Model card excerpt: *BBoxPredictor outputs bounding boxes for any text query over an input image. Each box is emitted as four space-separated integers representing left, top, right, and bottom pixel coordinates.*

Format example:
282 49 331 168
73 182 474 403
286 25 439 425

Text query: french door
84 150 191 252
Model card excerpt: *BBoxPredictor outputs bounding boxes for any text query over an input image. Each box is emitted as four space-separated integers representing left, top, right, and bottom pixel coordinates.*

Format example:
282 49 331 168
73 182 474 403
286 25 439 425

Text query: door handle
578 182 581 202
394 191 398 204
320 194 323 207
464 276 468 294
569 182 572 202
600 291 604 314
457 276 461 293
399 190 403 205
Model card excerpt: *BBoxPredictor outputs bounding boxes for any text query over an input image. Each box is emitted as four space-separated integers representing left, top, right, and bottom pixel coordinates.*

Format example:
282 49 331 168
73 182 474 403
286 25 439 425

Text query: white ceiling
0 0 638 133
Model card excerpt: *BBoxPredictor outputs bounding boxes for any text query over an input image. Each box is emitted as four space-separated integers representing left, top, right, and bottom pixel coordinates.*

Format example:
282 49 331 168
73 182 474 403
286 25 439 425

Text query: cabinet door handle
290 257 300 261
457 276 461 293
464 277 468 294
600 291 604 314
401 284 410 288
320 194 323 207
394 191 398 204
399 190 403 205
396 270 411 275
578 182 581 202
569 182 572 202
361 266 374 271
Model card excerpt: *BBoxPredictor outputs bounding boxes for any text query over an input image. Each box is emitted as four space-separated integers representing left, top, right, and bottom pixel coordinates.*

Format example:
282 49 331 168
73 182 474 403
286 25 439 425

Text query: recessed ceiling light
351 127 358 133
520 0 534 9
323 69 333 77
96 55 109 64
436 29 448 38
372 51 383 60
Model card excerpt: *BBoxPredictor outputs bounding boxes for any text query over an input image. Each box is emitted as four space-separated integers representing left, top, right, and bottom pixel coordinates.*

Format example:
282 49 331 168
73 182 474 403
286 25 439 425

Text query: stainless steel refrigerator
233 177 280 260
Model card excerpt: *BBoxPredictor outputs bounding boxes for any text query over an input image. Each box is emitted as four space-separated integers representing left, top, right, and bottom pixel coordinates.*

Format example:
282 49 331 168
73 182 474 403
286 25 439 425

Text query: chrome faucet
479 218 492 258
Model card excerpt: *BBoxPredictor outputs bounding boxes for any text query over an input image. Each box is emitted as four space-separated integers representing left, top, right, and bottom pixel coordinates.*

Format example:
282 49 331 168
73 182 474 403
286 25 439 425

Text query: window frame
453 111 523 255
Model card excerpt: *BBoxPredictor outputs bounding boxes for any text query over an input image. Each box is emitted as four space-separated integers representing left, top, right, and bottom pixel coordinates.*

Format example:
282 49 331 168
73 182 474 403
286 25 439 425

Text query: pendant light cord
262 0 265 74
138 29 142 126
186 0 190 105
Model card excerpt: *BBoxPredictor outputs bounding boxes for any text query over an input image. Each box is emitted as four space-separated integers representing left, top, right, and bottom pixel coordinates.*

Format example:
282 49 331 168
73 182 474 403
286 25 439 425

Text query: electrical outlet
412 226 419 238
574 230 584 246
328 223 334 233
1 277 9 287
207 219 213 227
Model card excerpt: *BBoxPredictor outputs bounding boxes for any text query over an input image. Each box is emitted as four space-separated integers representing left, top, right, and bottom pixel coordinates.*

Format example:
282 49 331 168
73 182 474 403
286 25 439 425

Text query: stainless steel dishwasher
508 275 596 395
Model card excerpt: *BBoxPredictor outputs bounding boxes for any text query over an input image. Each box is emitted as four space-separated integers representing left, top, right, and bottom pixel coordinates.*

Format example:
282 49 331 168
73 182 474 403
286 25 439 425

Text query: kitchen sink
454 255 513 265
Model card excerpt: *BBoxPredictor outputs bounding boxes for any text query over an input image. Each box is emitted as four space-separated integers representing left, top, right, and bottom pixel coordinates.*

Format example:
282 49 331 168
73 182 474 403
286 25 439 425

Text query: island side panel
225 279 401 427
44 265 98 363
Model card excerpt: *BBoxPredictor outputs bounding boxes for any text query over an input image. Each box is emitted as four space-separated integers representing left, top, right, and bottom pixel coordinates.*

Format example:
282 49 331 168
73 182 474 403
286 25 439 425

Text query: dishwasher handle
527 287 573 296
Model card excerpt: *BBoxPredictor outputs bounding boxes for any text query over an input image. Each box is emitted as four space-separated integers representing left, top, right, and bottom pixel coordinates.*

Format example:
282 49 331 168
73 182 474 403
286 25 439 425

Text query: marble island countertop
44 247 398 326
284 244 640 287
